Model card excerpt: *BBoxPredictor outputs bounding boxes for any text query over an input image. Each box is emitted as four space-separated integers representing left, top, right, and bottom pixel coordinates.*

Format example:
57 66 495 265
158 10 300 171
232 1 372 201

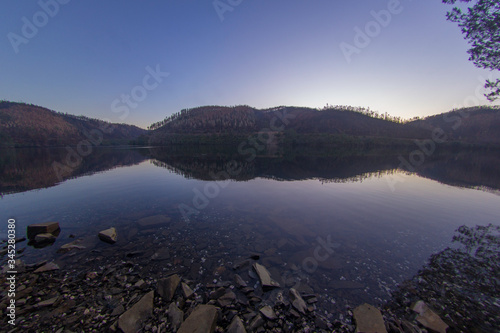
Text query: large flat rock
27 222 60 239
178 304 218 333
252 263 280 290
412 300 449 333
353 303 387 333
98 227 117 244
118 291 154 333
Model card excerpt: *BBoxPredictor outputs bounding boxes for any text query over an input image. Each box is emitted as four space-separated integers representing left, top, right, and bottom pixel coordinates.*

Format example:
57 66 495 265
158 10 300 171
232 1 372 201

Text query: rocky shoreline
1 222 498 332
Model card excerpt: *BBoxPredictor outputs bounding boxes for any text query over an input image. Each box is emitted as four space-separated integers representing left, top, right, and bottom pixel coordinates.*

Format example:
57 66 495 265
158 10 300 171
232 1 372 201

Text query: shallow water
1 146 499 314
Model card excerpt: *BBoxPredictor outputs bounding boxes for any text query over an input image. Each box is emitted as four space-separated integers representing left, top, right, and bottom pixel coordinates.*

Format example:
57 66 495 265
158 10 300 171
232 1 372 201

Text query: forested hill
148 105 500 145
0 101 146 147
148 105 416 141
2 101 499 147
408 106 500 144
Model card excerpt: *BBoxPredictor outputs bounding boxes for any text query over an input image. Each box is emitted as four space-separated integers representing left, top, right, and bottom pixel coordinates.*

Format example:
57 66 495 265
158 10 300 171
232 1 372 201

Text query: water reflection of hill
413 151 500 192
0 147 147 195
149 146 500 191
149 147 400 182
1 146 500 195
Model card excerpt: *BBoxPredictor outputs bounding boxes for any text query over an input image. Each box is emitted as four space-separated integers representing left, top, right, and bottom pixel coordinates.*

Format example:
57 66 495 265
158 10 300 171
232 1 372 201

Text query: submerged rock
249 314 265 331
259 305 277 320
35 296 59 308
178 304 218 333
57 240 86 253
181 282 194 299
252 263 280 290
137 215 171 227
227 315 247 333
411 300 449 333
353 303 387 333
27 222 60 239
118 291 154 333
217 290 236 307
289 288 307 314
233 259 252 270
157 274 180 302
34 262 60 273
235 274 247 288
34 233 57 244
168 302 184 331
98 227 117 244
151 247 170 261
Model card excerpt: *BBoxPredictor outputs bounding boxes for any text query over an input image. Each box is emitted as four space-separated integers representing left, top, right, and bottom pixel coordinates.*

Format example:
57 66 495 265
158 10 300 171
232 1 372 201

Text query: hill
0 101 147 147
148 105 500 145
408 106 500 144
2 101 499 147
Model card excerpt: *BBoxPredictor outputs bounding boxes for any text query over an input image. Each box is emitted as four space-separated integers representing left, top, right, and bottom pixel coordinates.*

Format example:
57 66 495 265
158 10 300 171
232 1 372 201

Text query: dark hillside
0 101 146 147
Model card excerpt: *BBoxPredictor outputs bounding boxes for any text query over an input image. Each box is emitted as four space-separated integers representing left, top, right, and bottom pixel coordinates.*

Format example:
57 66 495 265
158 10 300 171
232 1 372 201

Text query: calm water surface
1 147 499 313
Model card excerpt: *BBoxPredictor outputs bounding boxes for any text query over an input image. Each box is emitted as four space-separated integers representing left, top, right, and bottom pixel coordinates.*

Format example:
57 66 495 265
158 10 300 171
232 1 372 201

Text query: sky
1 0 499 129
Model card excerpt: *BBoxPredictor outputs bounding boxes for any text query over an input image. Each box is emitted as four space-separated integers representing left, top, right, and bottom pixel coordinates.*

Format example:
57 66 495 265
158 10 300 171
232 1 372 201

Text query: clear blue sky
1 0 498 128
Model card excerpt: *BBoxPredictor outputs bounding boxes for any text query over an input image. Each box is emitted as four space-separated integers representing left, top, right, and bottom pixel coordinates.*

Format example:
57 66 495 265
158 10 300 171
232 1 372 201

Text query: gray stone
227 315 247 333
35 296 58 308
217 291 236 307
157 274 180 302
168 302 184 331
178 304 218 333
209 287 226 300
111 304 125 316
235 274 247 288
34 233 57 243
181 282 194 299
118 291 154 333
252 263 280 290
289 288 307 314
58 240 86 253
134 279 146 289
353 303 387 333
98 227 117 244
259 305 277 320
27 222 60 239
233 259 252 270
411 300 448 333
249 314 265 331
34 262 60 273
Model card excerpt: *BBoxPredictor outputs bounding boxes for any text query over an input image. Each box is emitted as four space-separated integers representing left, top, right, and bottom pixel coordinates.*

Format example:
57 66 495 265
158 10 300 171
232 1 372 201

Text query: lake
1 146 499 317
